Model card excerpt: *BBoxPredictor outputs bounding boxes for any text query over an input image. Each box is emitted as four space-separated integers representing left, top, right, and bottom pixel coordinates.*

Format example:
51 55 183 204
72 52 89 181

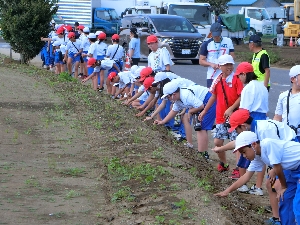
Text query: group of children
41 21 300 225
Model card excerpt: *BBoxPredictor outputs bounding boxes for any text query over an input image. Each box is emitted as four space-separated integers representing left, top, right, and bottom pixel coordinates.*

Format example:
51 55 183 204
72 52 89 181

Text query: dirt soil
234 39 300 68
0 55 273 225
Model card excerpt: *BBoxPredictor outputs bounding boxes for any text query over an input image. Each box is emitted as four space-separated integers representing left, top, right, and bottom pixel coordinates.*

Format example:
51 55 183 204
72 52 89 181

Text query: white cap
95 31 103 36
83 27 90 33
153 72 168 84
218 54 235 65
88 33 96 39
233 131 258 153
54 24 60 30
279 18 283 22
132 66 145 80
161 81 179 99
51 19 55 24
289 65 300 78
52 41 61 46
130 65 139 80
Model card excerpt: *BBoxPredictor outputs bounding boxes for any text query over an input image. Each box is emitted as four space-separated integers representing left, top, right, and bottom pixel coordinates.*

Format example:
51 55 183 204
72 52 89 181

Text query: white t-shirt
96 41 108 56
172 78 195 88
93 59 114 73
200 37 234 80
118 71 131 88
275 90 300 136
148 47 173 71
88 43 97 59
52 35 69 54
66 40 82 54
172 85 209 112
138 85 150 102
106 44 124 60
247 139 300 172
80 35 90 51
240 80 268 113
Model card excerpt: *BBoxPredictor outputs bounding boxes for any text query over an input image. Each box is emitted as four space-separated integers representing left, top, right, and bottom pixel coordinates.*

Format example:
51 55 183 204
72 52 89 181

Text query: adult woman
128 28 140 66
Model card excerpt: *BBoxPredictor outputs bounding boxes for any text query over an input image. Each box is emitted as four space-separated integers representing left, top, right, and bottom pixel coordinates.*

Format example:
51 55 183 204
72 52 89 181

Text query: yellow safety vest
252 50 270 86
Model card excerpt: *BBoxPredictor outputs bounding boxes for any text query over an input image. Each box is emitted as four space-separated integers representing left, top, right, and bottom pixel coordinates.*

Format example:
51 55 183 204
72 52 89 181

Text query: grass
59 167 85 177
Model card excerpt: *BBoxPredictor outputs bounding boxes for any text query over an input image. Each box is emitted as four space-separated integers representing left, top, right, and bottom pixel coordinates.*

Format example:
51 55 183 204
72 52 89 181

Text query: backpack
276 23 284 34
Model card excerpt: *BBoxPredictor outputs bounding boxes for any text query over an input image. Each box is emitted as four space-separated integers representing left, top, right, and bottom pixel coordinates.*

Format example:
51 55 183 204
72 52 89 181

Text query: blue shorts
201 92 216 130
83 51 88 62
139 100 145 105
54 51 63 64
237 155 251 168
97 55 105 60
68 52 81 62
88 67 95 76
293 136 300 143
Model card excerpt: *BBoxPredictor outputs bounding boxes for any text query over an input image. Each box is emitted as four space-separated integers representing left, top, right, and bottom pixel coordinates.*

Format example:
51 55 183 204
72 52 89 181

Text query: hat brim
228 125 238 133
233 143 249 153
161 94 169 99
87 64 93 68
233 71 240 76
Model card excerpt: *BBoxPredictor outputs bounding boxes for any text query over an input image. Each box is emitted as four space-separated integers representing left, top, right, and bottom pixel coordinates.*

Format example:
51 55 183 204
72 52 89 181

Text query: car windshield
108 9 119 20
137 9 151 14
247 8 270 21
168 4 211 25
151 17 197 33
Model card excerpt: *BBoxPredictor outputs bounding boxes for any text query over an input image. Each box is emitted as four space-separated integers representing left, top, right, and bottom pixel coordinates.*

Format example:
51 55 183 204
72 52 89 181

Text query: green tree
0 0 58 63
195 0 230 14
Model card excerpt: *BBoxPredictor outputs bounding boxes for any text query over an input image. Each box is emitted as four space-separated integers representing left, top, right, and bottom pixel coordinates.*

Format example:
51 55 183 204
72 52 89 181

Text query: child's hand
154 120 164 125
135 112 144 117
212 146 224 153
136 106 144 111
277 188 287 202
144 116 152 121
214 191 229 197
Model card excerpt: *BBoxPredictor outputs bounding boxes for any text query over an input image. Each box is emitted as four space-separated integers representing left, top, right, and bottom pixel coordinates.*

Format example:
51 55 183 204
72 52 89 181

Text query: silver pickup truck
119 14 203 64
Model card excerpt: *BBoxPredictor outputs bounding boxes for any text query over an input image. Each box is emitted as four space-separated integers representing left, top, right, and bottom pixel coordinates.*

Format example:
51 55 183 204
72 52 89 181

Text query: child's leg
67 57 73 75
255 166 266 189
99 70 105 88
182 113 193 145
74 61 80 79
106 79 112 95
91 76 98 91
266 178 280 219
196 130 208 152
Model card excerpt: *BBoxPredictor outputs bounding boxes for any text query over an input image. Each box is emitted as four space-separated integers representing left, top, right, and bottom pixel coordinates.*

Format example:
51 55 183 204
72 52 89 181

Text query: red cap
65 25 73 32
87 58 96 67
98 32 106 40
67 32 75 39
228 109 250 132
143 77 155 90
147 35 158 44
112 34 119 40
139 67 153 82
234 62 254 76
56 27 64 34
108 72 117 82
77 25 84 30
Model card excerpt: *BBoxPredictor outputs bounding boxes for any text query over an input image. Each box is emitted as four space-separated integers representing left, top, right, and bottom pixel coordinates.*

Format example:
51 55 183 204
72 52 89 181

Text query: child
52 41 64 75
199 54 243 172
80 27 90 78
96 32 108 91
82 58 120 91
108 71 131 99
64 32 82 78
215 131 300 225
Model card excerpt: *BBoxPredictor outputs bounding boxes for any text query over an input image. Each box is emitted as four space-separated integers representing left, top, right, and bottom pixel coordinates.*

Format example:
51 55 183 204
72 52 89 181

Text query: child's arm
154 109 177 125
144 99 167 121
137 93 155 111
273 164 287 201
125 91 144 106
114 84 129 99
224 96 240 119
41 37 53 41
214 171 255 197
112 63 121 73
212 141 236 153
136 96 157 117
82 72 95 83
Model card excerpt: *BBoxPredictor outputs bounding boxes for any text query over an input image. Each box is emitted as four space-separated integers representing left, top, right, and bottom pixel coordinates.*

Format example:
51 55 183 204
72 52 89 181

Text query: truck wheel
283 39 288 46
191 59 199 65
247 28 256 37
272 38 277 45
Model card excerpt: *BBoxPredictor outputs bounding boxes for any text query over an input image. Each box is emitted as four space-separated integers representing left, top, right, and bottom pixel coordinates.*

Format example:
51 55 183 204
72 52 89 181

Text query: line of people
42 21 300 225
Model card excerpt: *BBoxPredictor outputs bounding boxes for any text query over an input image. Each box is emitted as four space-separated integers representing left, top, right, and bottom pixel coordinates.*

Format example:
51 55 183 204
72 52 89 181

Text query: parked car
120 14 203 64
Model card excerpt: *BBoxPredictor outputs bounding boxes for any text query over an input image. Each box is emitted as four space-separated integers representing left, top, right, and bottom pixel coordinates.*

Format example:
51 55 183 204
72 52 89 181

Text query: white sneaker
249 185 263 196
184 142 194 148
237 185 249 193
170 131 181 138
43 65 48 69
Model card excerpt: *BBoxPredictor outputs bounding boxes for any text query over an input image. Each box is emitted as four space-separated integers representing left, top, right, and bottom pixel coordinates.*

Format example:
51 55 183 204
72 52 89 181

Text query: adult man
199 22 235 88
276 19 285 47
274 65 300 142
249 34 271 90
147 35 172 72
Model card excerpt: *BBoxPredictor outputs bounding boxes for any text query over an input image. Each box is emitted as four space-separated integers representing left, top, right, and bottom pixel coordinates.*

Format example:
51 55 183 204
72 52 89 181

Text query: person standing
147 35 173 72
128 28 140 66
249 34 271 91
199 22 235 88
276 19 285 47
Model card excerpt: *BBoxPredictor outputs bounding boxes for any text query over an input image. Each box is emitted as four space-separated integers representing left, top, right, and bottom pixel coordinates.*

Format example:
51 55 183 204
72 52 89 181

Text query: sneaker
217 162 229 172
249 185 263 196
198 151 209 160
184 142 193 148
265 217 281 225
170 131 181 138
97 87 104 92
229 168 240 180
237 184 249 193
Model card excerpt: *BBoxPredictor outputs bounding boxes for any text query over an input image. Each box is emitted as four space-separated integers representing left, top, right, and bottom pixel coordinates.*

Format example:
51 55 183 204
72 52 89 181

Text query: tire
272 38 277 45
191 59 199 65
247 28 256 37
283 39 288 46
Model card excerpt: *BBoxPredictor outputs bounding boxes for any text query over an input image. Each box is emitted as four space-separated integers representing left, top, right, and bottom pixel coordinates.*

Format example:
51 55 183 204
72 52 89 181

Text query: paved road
0 40 291 118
